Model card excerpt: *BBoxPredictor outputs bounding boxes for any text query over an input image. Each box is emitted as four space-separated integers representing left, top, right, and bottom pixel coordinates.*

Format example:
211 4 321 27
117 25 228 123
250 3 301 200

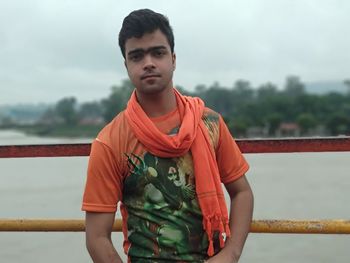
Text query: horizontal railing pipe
1 137 350 158
1 219 350 234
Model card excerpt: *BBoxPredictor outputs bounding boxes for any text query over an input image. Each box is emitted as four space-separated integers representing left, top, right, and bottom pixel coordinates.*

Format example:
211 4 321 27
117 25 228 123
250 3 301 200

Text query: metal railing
1 137 350 234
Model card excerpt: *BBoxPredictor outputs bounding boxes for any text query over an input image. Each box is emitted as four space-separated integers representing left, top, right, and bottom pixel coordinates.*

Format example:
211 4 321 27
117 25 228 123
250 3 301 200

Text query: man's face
124 29 176 96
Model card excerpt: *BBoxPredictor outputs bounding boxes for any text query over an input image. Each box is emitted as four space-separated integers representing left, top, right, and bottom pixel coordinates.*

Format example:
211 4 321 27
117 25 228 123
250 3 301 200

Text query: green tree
344 79 350 95
283 75 305 97
102 79 133 122
0 116 14 127
326 112 350 135
265 113 283 136
202 82 233 116
296 113 317 135
194 84 207 99
78 101 103 119
232 79 254 102
225 117 248 138
257 82 278 100
55 97 78 125
39 107 59 125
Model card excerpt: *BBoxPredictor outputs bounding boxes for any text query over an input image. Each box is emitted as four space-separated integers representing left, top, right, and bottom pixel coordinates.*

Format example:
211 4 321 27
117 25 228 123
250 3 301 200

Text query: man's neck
135 87 177 118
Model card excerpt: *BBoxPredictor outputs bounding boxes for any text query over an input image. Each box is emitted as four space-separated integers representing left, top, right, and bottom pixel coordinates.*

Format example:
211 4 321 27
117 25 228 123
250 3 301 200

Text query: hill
305 80 348 94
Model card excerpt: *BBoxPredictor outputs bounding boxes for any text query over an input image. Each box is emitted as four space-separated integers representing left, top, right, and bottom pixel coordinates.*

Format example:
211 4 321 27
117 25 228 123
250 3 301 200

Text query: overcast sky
1 0 349 105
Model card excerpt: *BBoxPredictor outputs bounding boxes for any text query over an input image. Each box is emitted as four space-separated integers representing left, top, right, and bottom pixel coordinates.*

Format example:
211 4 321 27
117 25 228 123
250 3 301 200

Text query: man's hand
205 248 239 263
85 212 123 263
206 175 253 263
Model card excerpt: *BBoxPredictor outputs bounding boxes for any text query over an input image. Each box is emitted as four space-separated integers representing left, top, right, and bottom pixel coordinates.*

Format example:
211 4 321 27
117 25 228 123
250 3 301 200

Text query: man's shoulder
202 107 221 124
96 110 129 145
202 107 222 149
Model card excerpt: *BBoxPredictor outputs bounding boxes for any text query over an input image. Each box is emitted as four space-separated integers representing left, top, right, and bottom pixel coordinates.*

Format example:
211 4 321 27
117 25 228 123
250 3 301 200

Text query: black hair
118 9 175 59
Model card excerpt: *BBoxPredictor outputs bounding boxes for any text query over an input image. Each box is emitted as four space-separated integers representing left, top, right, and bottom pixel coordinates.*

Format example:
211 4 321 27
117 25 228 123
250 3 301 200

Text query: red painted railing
1 137 350 158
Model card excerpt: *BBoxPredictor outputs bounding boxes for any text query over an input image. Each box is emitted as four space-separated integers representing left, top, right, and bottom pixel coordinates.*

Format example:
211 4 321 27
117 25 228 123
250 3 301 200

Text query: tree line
39 76 350 138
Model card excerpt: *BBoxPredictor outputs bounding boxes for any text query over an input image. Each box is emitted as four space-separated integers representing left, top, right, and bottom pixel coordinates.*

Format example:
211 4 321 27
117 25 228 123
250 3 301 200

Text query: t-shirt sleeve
216 116 249 184
82 139 123 212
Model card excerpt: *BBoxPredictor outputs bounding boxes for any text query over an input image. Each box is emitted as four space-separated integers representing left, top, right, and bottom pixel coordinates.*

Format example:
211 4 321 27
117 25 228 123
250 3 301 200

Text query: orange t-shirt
82 107 249 262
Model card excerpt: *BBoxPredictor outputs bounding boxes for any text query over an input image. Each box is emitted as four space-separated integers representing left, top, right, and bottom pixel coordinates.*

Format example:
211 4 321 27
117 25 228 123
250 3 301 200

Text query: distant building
276 122 300 137
78 117 105 126
246 126 269 138
38 111 64 125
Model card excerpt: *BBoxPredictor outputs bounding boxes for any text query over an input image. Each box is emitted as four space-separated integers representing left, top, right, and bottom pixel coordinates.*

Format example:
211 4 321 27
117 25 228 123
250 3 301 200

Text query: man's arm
85 212 124 263
207 175 254 263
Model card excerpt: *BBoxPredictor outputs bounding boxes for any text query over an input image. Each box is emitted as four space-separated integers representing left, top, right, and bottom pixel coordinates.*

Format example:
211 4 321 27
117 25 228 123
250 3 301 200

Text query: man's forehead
125 30 170 52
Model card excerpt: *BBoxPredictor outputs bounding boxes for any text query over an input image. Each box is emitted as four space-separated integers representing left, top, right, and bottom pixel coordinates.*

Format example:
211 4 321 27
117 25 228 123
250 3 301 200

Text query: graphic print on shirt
122 111 221 262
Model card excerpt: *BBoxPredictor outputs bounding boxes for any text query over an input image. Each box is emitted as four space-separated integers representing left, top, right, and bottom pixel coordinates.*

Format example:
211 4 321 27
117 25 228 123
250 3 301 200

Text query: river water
0 130 349 262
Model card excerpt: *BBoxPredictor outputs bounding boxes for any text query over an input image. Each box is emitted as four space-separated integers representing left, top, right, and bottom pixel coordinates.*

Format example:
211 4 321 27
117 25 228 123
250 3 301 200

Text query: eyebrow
127 46 168 57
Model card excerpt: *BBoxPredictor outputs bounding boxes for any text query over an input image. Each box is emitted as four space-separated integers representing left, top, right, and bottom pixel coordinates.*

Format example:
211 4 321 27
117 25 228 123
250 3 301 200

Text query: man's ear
172 53 176 70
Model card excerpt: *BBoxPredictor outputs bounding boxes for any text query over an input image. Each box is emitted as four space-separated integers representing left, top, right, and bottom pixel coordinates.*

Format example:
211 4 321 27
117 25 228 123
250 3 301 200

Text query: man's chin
138 85 168 95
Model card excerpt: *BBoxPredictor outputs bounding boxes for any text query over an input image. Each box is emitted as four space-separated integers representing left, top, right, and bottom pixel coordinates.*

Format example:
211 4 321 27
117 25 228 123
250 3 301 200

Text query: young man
82 9 253 263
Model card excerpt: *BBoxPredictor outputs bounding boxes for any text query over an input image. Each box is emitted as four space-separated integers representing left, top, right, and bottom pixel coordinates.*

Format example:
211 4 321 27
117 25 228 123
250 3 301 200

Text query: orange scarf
125 88 230 256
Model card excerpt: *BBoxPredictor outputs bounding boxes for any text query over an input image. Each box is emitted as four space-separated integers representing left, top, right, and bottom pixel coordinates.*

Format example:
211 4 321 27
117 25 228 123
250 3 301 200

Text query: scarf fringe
204 215 231 256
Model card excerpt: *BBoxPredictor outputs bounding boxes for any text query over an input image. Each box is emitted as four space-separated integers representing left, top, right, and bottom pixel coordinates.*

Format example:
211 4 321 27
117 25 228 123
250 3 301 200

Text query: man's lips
141 74 161 80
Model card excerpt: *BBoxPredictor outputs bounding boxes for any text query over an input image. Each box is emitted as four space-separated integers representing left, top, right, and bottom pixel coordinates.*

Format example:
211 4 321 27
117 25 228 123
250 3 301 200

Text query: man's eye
130 53 143 61
153 50 165 57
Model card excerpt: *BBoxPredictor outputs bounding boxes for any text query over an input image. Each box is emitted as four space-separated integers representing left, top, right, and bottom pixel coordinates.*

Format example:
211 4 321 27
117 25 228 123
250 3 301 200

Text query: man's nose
143 54 156 70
